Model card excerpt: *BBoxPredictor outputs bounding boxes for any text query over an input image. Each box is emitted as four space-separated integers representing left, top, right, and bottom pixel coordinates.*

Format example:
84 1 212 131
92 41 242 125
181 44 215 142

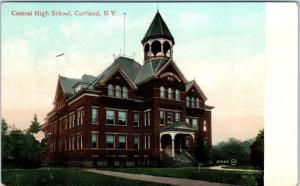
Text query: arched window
191 97 195 107
144 43 150 53
152 40 161 56
186 96 190 107
196 98 200 108
163 41 171 55
108 84 113 96
168 88 173 99
115 85 121 98
122 86 128 98
175 89 180 100
160 86 165 98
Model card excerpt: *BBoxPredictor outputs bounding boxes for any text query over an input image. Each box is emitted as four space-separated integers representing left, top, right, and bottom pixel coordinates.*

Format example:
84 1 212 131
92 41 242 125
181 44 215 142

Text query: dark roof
161 122 196 132
59 76 80 95
59 74 97 95
185 81 194 90
134 58 168 84
142 11 174 44
90 56 141 88
82 74 97 84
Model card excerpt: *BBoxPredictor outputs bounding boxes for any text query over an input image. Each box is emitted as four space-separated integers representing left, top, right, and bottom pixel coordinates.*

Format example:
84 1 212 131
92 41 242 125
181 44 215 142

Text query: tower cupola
142 11 175 61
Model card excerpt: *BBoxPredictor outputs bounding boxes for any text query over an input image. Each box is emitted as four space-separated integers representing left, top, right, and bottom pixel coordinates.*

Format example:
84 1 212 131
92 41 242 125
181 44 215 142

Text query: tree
2 118 43 168
1 118 8 135
212 138 252 166
27 114 41 134
251 129 264 169
2 119 10 161
194 136 209 163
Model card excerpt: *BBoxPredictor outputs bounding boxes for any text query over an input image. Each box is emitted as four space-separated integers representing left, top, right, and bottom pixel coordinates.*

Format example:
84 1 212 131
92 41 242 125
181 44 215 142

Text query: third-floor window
168 88 173 99
160 86 165 98
91 107 98 124
107 84 128 99
186 96 201 108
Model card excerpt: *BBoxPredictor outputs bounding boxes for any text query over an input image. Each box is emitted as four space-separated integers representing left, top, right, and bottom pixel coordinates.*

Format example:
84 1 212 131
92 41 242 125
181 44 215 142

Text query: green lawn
2 168 169 186
103 167 263 185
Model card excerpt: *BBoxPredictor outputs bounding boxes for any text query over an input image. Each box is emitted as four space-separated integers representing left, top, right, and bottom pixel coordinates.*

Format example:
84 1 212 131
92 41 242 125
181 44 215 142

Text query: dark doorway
119 158 126 167
107 157 115 167
92 157 97 167
161 134 172 149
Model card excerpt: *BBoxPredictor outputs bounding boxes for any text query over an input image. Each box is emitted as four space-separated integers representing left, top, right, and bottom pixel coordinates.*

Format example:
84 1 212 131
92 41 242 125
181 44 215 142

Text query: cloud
178 12 209 27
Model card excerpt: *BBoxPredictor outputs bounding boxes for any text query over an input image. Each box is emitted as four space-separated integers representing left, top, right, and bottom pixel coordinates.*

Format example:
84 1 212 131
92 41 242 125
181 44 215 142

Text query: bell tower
141 11 175 61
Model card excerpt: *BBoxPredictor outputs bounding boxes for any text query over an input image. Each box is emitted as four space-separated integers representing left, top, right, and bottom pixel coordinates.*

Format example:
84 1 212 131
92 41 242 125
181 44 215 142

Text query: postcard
1 2 298 186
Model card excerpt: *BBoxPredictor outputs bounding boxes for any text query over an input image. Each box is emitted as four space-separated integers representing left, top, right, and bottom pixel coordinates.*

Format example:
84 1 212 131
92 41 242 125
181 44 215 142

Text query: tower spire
142 12 175 62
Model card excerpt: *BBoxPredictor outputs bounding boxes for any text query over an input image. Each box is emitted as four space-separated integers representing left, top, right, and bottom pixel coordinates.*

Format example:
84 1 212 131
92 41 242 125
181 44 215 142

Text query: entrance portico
160 122 196 157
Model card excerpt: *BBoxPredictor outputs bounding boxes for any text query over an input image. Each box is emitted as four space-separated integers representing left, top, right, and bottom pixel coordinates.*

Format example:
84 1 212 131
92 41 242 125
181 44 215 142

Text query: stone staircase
160 149 196 167
175 151 196 166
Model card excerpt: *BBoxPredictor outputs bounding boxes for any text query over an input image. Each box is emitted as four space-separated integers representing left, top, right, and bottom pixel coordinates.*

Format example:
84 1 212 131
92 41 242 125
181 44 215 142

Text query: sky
1 2 265 144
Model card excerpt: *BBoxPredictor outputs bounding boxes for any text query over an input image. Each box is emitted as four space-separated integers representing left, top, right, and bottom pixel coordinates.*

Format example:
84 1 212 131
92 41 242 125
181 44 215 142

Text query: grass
103 167 263 185
2 168 169 186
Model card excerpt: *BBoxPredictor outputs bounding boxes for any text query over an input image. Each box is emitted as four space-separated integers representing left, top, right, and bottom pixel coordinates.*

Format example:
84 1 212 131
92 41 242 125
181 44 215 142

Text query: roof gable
155 59 187 83
90 56 141 88
98 65 137 89
186 80 207 101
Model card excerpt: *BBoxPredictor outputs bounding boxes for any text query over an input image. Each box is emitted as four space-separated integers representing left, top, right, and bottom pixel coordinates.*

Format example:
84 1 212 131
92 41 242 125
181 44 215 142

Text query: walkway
205 165 262 172
84 169 236 186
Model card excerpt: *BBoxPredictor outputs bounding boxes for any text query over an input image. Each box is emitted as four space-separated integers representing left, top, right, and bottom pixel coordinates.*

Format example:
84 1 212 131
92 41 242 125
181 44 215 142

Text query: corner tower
142 11 175 61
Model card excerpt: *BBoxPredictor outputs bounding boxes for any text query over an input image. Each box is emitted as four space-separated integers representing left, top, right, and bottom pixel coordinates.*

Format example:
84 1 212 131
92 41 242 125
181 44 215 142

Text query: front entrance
160 132 194 157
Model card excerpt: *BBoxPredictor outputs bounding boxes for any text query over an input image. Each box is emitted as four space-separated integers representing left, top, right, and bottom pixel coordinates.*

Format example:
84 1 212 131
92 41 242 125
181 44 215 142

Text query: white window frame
91 106 98 124
106 134 115 149
133 112 139 127
91 132 98 149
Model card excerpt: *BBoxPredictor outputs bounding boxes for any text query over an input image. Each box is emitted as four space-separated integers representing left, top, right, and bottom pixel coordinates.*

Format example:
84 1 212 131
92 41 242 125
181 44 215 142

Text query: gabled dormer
185 80 207 108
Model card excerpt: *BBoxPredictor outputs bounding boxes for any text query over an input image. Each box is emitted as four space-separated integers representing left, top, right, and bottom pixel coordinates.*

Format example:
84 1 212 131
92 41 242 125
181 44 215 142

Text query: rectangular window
69 114 75 128
106 134 114 148
92 132 98 149
64 138 67 151
203 120 208 132
69 137 72 151
160 111 165 125
72 136 75 150
91 107 98 123
192 118 198 129
118 111 127 126
80 134 83 149
122 87 128 98
134 136 139 149
118 135 126 149
77 111 80 126
167 112 173 124
168 88 173 99
77 135 80 150
144 135 150 150
133 112 139 127
175 89 180 100
175 112 180 122
186 118 190 124
144 111 150 126
106 110 115 125
77 109 84 125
